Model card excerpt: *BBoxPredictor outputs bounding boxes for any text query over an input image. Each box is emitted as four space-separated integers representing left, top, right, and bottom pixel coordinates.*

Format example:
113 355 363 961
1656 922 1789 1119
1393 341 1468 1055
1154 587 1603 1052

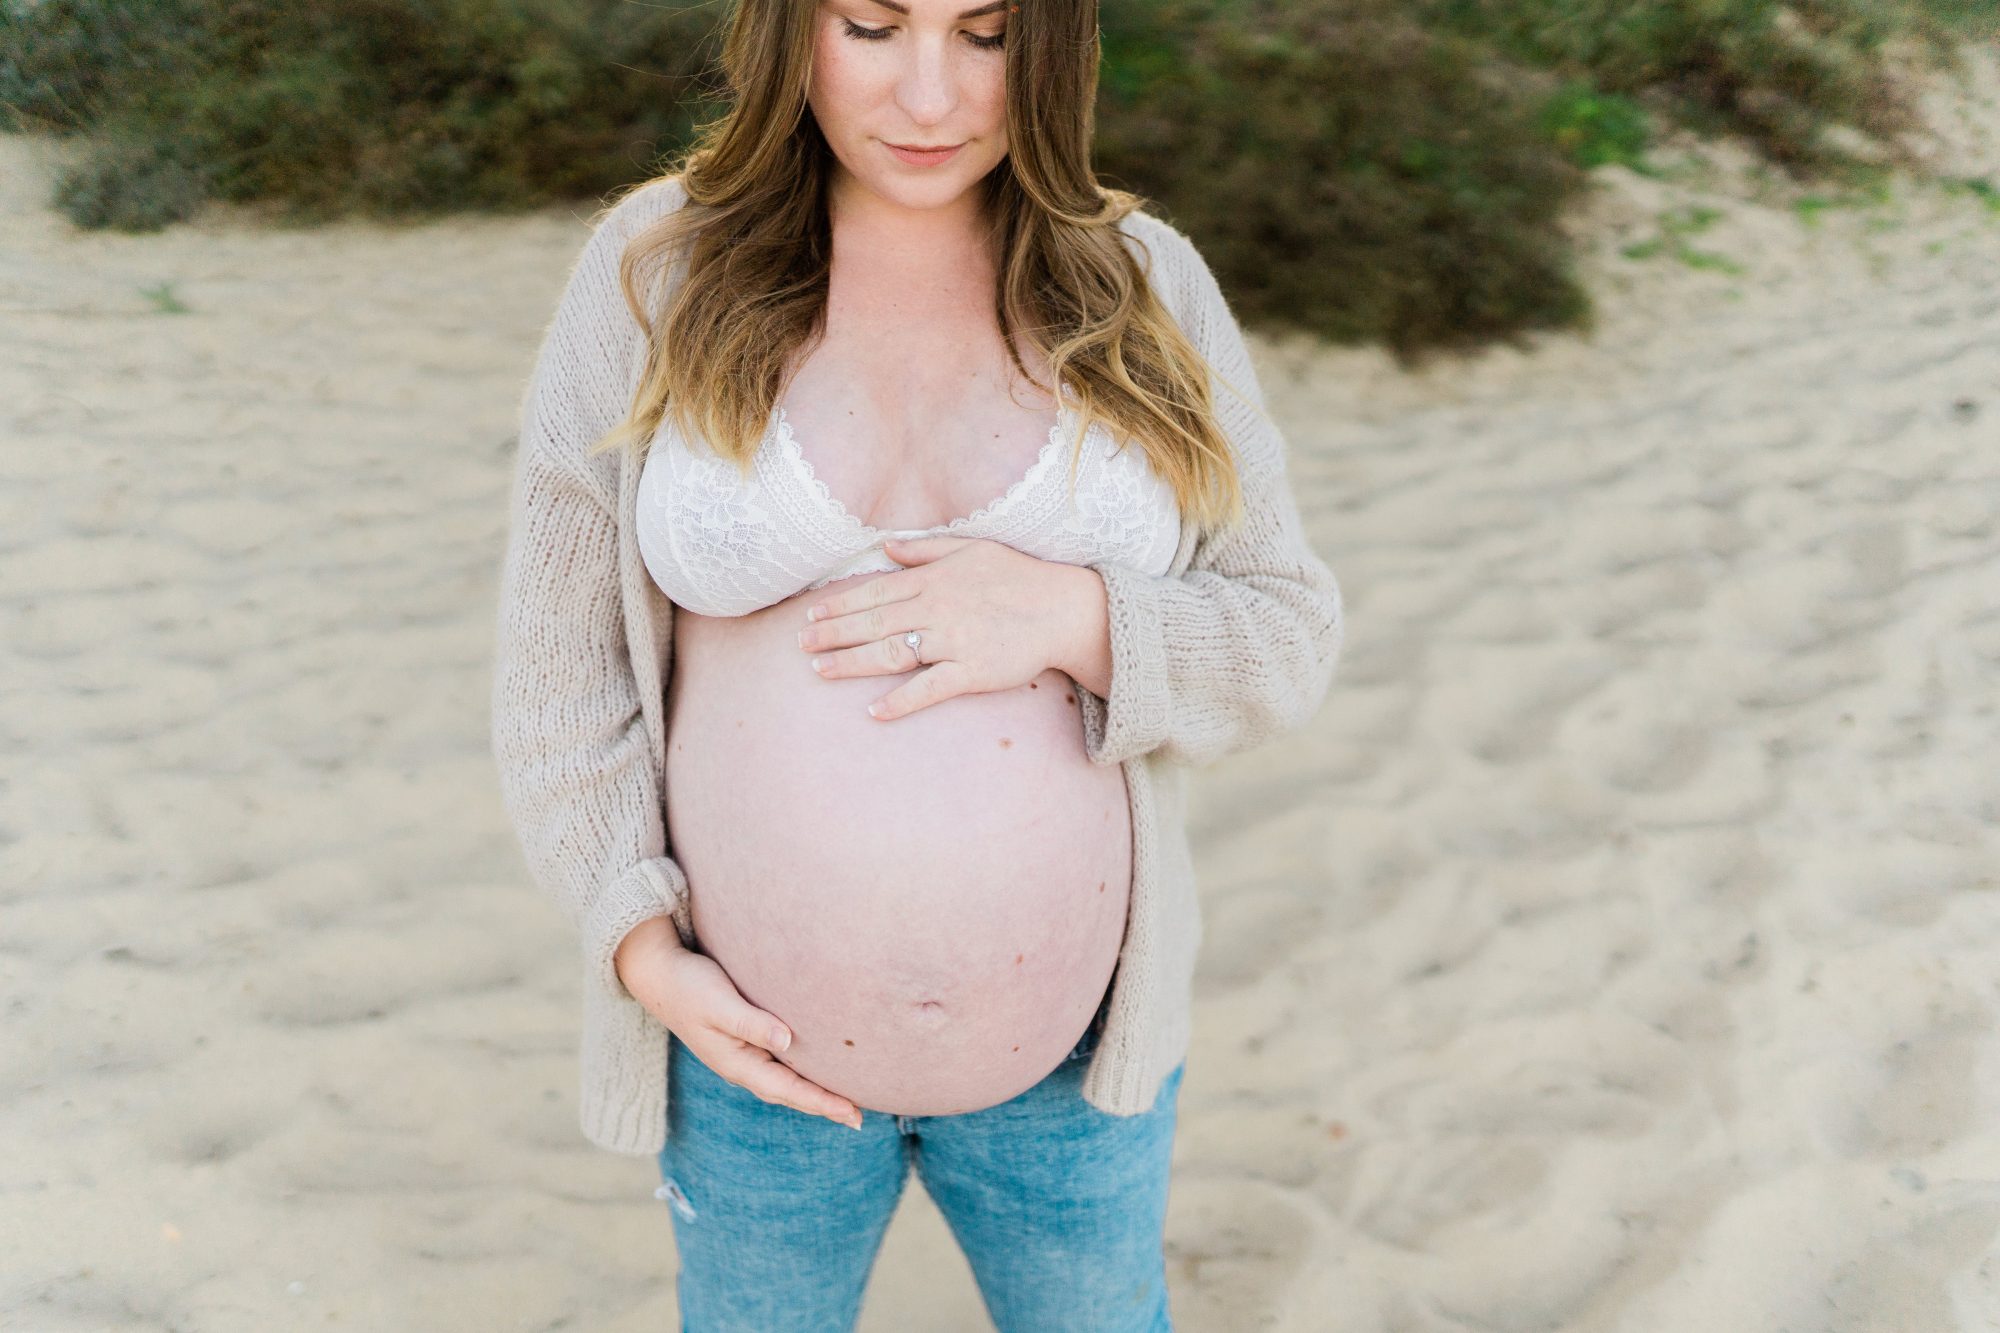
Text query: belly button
913 1000 947 1026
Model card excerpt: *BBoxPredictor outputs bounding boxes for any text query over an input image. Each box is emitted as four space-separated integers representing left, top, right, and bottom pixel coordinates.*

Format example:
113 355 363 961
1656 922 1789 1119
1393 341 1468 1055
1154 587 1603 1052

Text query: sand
4 40 1998 1332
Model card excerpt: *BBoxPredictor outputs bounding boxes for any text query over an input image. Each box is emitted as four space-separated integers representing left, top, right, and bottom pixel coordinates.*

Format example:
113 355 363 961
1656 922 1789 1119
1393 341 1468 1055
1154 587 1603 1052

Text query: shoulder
546 175 693 338
583 174 693 262
1109 204 1229 338
606 173 693 231
1111 204 1195 283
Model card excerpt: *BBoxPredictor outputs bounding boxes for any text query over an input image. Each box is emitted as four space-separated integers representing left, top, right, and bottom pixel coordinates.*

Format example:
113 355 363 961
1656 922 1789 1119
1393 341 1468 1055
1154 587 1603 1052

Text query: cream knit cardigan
490 177 1344 1157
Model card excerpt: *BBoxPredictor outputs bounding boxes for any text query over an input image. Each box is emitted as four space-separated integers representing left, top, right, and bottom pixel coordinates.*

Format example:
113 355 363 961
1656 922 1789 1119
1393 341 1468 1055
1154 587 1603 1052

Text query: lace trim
638 391 1181 618
767 399 1086 540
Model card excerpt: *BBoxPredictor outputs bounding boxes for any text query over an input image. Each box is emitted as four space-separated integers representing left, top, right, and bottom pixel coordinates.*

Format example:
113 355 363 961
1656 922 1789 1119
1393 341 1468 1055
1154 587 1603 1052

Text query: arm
489 183 688 1010
1072 226 1345 769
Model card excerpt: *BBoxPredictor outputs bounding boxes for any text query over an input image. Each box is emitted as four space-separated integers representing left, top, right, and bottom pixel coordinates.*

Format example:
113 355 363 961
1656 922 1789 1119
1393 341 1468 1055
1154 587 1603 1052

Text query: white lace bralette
636 393 1183 618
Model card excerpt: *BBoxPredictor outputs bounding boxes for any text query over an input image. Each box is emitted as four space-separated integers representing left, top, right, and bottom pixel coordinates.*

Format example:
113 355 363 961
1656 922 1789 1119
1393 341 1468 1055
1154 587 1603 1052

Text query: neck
825 165 1000 288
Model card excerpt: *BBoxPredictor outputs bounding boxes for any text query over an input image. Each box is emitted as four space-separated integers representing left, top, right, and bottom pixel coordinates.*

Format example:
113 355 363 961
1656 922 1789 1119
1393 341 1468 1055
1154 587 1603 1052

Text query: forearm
1074 547 1341 769
490 439 688 1006
1066 430 1343 769
1052 561 1113 698
492 580 690 1006
1059 220 1346 767
490 174 699 1028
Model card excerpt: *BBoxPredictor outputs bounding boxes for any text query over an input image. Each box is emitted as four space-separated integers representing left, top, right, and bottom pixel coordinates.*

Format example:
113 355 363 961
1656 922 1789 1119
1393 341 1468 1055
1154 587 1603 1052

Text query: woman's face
807 0 1012 214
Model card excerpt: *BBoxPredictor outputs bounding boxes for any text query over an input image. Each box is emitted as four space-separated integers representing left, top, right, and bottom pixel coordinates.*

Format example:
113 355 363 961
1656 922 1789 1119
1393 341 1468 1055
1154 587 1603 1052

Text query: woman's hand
794 535 1107 721
614 918 865 1130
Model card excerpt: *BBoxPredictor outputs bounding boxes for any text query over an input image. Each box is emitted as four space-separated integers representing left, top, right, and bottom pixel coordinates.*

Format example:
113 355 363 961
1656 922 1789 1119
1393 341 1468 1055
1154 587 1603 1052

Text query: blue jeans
656 990 1185 1332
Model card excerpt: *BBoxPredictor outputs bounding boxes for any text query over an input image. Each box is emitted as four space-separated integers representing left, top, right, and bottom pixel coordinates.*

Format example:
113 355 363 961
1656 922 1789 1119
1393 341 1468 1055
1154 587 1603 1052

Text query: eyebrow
865 0 1010 18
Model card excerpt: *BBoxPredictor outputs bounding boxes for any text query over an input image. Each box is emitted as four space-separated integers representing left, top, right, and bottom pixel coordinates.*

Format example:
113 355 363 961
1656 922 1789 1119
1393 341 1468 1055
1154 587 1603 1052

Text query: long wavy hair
584 0 1249 535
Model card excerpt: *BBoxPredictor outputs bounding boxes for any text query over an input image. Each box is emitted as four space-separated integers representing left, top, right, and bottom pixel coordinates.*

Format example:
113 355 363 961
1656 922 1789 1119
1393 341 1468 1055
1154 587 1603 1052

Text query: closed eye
839 16 1005 49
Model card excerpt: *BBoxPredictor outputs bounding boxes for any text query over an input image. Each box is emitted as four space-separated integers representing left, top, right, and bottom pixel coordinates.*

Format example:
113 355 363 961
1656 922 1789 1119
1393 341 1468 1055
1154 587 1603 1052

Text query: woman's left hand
795 535 1102 721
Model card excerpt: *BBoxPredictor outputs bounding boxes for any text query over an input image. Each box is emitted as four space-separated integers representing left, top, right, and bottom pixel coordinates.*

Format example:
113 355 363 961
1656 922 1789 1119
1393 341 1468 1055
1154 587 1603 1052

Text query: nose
892 36 962 126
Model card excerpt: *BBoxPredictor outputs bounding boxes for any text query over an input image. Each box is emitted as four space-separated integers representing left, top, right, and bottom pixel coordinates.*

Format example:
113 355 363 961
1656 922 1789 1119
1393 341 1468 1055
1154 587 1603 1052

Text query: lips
885 141 964 166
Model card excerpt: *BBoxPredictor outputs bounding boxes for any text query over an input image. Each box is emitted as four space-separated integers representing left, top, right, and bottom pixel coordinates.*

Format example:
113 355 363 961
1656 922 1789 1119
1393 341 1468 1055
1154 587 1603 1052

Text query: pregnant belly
664 571 1134 1116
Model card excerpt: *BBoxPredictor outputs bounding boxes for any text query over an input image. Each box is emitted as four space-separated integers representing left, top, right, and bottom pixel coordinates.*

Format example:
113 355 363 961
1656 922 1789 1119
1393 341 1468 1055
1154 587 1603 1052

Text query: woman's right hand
614 917 865 1130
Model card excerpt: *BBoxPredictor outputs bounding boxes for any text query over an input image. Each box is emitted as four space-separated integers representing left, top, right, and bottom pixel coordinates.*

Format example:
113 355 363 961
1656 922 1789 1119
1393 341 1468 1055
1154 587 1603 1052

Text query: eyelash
840 16 1006 50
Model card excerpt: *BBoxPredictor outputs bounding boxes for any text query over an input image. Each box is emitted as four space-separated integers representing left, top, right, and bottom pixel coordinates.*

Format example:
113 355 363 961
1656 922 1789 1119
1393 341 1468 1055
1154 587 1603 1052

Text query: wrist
613 914 682 985
1054 561 1112 696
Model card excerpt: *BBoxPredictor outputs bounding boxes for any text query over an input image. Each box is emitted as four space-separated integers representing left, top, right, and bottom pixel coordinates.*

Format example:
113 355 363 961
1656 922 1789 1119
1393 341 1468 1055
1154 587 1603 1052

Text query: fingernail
773 1028 790 1052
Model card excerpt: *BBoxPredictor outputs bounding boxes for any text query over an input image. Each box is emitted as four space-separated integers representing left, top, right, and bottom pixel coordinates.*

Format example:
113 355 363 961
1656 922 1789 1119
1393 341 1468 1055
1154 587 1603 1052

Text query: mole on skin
664 571 1134 1115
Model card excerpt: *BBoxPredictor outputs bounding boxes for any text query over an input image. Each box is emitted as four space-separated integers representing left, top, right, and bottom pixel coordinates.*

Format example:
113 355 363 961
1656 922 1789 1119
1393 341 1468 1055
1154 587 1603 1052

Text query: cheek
974 77 1009 142
970 58 1008 120
810 33 871 125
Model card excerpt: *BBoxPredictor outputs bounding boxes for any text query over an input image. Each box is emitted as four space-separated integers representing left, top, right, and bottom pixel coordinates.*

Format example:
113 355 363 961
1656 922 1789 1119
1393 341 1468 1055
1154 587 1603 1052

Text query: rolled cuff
1078 559 1174 766
581 855 690 1006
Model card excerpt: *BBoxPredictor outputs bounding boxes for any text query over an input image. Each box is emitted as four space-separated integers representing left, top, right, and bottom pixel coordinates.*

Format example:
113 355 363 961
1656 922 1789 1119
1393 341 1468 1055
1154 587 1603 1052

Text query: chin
867 173 975 208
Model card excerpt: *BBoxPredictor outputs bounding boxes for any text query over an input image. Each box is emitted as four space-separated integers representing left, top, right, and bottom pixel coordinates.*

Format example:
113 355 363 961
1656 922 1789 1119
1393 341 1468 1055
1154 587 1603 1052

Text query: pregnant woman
490 1 1343 1328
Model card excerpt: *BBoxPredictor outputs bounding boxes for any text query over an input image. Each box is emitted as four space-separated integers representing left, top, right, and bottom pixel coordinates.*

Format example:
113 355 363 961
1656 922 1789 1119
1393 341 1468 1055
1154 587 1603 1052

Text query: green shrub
0 0 726 228
1 0 1986 352
50 132 209 231
1098 0 1593 360
1538 82 1654 171
1408 0 1988 175
0 0 205 132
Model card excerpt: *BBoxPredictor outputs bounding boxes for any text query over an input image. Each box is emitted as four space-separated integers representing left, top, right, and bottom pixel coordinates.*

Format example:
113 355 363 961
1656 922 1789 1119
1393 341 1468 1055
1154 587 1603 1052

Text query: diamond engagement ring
902 630 923 661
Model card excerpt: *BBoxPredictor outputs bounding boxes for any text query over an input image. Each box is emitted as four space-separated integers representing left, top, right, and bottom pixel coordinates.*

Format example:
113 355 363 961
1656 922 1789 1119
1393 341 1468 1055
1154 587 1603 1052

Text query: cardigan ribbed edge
489 175 1343 1156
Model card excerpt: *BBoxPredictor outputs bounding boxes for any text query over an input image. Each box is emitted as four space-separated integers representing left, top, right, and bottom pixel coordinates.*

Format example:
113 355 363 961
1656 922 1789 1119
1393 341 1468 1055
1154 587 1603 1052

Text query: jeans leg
910 1054 1186 1333
658 1031 911 1332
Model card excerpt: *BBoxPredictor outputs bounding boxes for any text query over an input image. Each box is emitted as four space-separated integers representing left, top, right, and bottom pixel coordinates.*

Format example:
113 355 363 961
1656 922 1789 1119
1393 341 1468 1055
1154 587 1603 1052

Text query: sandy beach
4 41 1998 1331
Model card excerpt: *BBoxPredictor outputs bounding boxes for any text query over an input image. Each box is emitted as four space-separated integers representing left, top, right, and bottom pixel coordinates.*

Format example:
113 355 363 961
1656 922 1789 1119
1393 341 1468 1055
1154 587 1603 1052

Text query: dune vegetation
2 0 1992 354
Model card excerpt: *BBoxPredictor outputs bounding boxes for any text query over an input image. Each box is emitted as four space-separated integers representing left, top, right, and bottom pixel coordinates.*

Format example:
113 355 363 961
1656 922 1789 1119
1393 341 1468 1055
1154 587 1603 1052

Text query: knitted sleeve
489 182 688 1012
1077 225 1345 768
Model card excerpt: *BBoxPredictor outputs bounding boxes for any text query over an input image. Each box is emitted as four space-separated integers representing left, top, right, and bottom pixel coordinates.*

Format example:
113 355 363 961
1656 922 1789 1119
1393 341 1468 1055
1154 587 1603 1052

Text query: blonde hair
585 0 1247 535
